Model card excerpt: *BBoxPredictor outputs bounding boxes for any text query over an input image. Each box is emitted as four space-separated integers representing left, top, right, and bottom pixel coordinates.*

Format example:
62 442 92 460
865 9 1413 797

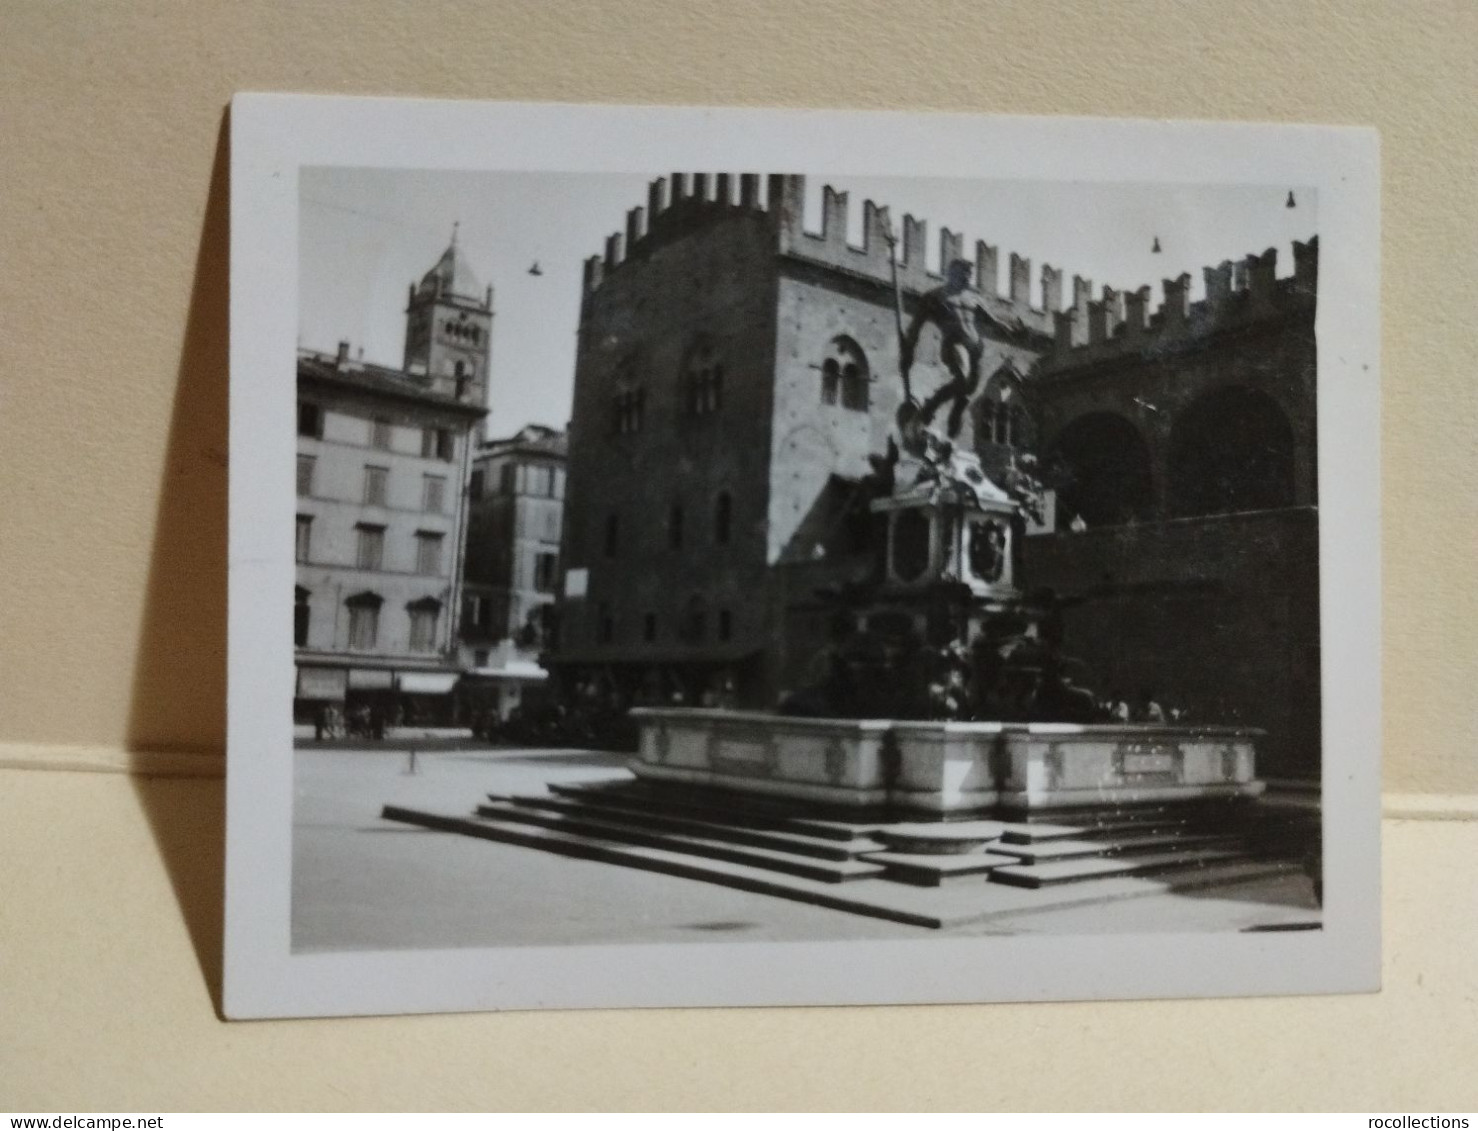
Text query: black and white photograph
226 97 1380 1018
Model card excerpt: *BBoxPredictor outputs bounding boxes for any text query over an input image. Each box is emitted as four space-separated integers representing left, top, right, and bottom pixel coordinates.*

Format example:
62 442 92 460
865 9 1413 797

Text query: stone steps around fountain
380 803 1310 929
989 847 1255 888
984 830 1246 865
473 799 888 884
858 830 1249 887
857 849 1028 886
482 786 1264 892
549 780 895 842
997 813 1199 844
486 791 888 862
382 804 950 927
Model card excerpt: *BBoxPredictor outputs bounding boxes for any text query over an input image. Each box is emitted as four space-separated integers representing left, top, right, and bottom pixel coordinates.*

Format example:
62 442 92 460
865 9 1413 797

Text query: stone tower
403 226 494 432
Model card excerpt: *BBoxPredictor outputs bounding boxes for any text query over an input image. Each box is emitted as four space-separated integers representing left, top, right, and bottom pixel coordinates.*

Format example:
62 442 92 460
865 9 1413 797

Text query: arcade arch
1048 412 1154 528
1168 386 1295 518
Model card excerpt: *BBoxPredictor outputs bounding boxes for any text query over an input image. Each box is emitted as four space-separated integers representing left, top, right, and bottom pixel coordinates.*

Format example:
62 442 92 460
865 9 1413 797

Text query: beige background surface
2 0 1475 1112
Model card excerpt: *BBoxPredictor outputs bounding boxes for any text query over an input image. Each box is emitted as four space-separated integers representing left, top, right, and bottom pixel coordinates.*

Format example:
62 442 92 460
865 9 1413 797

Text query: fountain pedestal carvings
629 708 1264 816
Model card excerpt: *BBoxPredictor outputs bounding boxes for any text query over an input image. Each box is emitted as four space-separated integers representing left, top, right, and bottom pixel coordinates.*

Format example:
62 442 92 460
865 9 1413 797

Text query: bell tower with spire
403 222 494 431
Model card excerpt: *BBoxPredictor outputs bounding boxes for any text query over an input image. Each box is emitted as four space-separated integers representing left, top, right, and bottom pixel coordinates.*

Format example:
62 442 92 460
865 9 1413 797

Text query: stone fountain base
629 707 1264 816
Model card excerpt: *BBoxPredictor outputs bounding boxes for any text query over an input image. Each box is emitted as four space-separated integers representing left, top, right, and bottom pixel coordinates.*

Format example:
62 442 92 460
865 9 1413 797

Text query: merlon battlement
1037 237 1317 373
581 175 1061 338
582 172 773 294
582 178 1318 361
767 175 1055 336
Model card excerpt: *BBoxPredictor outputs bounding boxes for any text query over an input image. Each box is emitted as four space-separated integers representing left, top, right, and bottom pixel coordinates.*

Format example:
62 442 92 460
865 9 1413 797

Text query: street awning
398 671 459 695
348 669 395 690
297 666 347 700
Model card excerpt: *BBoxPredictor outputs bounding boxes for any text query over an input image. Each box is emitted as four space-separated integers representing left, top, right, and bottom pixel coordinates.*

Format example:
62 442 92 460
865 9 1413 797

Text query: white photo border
226 94 1380 1019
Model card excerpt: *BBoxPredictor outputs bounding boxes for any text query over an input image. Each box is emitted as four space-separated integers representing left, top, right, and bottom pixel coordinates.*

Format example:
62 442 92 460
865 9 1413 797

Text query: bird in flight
528 261 543 276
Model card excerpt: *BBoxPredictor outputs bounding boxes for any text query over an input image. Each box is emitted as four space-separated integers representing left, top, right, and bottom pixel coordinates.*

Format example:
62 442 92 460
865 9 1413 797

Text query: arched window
611 355 646 434
978 400 997 443
1169 386 1296 517
1048 413 1154 528
683 338 723 416
820 337 869 411
714 492 732 545
821 359 840 406
975 361 1034 450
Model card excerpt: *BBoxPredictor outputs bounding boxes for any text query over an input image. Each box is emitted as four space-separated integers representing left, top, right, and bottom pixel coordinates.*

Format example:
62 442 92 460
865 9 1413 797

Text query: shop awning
297 666 347 700
347 669 395 690
398 671 459 695
466 659 548 682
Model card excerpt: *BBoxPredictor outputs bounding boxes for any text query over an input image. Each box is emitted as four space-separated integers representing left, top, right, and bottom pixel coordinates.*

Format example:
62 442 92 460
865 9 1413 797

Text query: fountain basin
629 708 1264 815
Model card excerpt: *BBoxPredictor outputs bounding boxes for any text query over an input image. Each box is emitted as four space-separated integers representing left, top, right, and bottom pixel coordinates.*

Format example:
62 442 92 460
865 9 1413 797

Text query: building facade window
297 402 323 438
294 587 310 647
468 468 485 499
718 608 733 642
643 613 657 642
821 358 840 406
415 531 444 575
613 386 646 434
422 428 455 461
821 337 869 411
668 503 684 550
423 474 447 513
295 515 313 564
363 465 389 506
345 593 382 651
355 524 385 571
533 551 559 593
464 594 495 633
500 463 517 495
371 418 392 450
296 455 316 497
603 513 619 557
714 492 732 545
598 602 614 644
683 339 723 416
527 465 554 497
407 599 441 653
978 400 1029 447
680 595 706 644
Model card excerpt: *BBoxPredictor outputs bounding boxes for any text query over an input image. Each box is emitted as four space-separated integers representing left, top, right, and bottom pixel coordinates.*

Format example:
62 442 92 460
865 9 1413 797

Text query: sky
299 168 1317 440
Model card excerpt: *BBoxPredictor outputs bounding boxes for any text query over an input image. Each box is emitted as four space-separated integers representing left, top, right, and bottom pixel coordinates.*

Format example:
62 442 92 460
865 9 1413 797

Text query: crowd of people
312 703 396 740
